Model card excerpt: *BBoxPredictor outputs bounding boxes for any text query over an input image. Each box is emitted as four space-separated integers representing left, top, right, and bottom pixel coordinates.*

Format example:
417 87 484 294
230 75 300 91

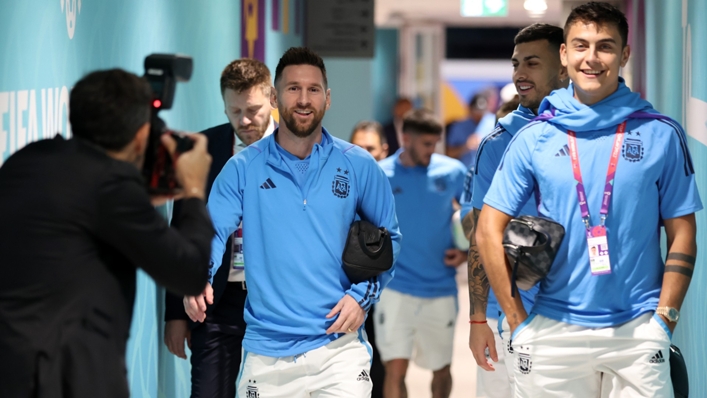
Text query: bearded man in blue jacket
185 47 402 398
477 2 701 397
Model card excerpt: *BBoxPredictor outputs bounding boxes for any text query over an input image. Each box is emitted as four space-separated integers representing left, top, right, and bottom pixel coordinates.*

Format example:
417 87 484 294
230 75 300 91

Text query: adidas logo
554 144 570 157
260 178 277 189
649 350 665 364
357 369 370 382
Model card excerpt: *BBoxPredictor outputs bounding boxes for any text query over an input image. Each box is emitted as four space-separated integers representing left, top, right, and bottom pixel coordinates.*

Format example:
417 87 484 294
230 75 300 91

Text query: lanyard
567 121 626 229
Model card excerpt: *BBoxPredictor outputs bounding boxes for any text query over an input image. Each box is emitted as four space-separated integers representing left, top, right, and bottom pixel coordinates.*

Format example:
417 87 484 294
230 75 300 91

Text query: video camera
141 53 194 194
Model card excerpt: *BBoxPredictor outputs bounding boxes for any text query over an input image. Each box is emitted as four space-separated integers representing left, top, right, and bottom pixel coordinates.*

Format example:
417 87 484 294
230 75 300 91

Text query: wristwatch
656 306 680 323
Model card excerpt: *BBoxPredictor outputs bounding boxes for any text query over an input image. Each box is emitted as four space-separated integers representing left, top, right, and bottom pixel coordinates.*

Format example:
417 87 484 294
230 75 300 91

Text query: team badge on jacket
434 177 447 192
623 136 644 162
332 168 350 198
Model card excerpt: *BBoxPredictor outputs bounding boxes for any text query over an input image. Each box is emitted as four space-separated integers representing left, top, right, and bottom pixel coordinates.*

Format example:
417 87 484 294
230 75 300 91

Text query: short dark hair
220 58 272 96
274 47 328 88
394 97 413 107
402 108 442 135
350 120 387 145
69 69 152 151
564 2 628 47
515 23 564 53
468 93 489 111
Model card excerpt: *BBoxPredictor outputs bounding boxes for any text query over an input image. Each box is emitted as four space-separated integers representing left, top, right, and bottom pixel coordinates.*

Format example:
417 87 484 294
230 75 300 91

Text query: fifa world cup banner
241 0 266 61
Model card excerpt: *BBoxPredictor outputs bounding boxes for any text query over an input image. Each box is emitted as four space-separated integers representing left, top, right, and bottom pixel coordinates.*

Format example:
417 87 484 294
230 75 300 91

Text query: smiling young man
476 2 701 397
164 58 276 398
186 47 402 398
460 23 567 398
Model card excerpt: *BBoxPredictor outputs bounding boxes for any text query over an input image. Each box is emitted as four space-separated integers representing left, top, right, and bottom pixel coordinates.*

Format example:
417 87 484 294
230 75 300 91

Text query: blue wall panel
645 1 707 396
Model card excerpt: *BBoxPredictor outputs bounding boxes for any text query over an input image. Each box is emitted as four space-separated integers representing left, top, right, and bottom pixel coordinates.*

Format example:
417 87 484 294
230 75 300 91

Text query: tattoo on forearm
667 253 696 265
461 211 474 240
468 209 490 316
665 265 694 278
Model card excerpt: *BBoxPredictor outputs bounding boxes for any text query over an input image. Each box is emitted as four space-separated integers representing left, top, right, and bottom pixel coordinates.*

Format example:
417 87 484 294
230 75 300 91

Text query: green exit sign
461 0 508 17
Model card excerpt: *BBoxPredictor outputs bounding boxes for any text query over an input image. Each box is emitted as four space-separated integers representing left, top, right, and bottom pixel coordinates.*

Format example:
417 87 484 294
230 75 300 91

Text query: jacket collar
264 127 334 170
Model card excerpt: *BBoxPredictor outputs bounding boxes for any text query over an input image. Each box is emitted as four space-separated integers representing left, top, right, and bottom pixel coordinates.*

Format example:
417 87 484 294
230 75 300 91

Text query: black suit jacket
0 136 213 398
382 121 400 156
165 123 241 325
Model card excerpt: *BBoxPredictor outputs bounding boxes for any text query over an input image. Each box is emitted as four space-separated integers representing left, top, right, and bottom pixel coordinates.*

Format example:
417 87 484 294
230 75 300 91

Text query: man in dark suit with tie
0 69 214 398
382 97 413 157
163 58 276 398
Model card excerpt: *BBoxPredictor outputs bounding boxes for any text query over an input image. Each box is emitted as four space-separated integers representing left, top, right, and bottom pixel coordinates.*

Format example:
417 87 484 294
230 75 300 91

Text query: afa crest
434 177 447 192
246 379 259 398
332 168 350 198
623 138 644 162
518 352 533 375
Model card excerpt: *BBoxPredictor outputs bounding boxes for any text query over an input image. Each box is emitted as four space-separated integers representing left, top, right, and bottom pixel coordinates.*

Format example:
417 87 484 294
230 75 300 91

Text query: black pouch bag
342 220 394 284
502 215 565 294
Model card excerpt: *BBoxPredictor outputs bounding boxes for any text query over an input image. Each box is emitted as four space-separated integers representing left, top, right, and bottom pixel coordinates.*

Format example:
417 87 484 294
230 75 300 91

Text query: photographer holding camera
0 68 213 398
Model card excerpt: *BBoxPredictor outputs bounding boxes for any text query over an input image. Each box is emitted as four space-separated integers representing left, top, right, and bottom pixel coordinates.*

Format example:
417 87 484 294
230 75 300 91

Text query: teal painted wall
320 28 399 141
645 1 707 396
373 28 400 125
0 1 302 397
321 58 374 140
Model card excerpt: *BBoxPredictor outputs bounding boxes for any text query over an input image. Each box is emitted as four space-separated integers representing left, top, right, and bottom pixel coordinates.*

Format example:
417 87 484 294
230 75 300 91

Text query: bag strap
510 256 520 298
503 241 549 254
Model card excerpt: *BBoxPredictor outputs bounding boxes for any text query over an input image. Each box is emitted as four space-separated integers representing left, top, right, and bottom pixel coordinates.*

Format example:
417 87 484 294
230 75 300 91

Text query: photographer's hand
183 283 213 323
164 320 191 359
161 133 211 200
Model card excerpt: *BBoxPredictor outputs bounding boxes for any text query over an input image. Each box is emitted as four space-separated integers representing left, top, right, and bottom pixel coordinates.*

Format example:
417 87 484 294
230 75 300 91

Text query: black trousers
190 282 247 398
366 306 385 398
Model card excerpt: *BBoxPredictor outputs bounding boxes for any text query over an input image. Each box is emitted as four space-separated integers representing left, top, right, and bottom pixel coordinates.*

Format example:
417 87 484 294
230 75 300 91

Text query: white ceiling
375 0 565 28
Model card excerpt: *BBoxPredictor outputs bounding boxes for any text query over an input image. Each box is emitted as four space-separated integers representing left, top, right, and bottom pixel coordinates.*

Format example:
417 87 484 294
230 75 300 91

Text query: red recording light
153 99 162 108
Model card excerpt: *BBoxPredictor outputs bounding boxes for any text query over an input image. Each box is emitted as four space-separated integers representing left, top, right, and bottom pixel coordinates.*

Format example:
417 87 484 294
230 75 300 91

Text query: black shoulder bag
342 220 394 284
502 215 565 294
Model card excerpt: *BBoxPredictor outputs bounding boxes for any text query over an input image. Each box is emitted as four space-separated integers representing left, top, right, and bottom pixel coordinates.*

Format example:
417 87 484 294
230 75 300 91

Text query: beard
132 152 145 170
516 80 541 112
519 95 542 112
235 118 270 145
409 147 431 167
280 106 325 138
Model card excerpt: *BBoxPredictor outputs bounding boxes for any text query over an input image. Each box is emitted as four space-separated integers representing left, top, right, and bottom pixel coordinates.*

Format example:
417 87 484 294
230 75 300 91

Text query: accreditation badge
231 226 244 270
586 225 611 275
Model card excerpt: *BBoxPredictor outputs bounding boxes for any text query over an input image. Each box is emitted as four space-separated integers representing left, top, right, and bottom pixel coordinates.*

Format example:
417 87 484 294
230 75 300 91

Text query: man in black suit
382 97 413 156
0 69 213 398
163 58 275 398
